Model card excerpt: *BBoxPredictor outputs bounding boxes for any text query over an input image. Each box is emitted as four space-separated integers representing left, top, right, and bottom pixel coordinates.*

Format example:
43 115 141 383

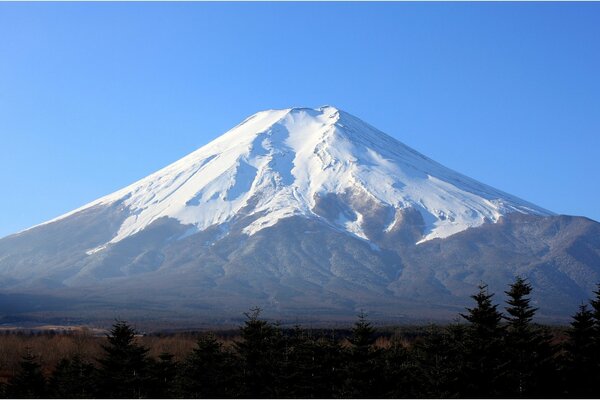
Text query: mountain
1 106 599 326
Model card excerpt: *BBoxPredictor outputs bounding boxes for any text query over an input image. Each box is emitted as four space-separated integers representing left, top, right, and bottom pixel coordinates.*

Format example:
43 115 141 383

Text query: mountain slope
29 106 550 249
0 106 597 325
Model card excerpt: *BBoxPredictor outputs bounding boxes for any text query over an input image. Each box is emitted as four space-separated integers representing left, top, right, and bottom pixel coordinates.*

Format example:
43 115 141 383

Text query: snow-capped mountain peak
8 106 600 324
35 106 552 250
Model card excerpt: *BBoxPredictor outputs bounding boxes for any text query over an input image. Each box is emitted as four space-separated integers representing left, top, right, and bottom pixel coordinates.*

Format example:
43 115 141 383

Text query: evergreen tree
502 277 556 397
588 284 600 374
48 355 97 398
235 307 285 398
278 325 345 398
340 311 383 398
382 331 419 398
564 304 597 398
309 335 345 398
460 284 505 397
96 320 151 398
589 283 600 324
177 334 235 398
148 352 178 398
6 349 47 398
349 311 376 349
412 324 466 398
278 326 317 398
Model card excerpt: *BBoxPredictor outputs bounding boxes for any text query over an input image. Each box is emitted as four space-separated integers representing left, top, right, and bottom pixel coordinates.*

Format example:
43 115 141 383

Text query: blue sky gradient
0 2 599 237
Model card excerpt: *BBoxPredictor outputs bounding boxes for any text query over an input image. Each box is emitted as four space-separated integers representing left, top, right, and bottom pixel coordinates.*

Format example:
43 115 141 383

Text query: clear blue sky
1 2 599 238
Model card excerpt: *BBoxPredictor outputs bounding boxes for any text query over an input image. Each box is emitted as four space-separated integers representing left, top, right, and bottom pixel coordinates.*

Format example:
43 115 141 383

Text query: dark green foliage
460 284 505 397
176 334 236 398
7 280 600 399
412 324 467 398
283 328 344 398
589 283 600 375
340 311 383 398
48 355 97 398
6 350 47 398
381 335 418 398
96 320 151 398
505 277 537 327
589 283 600 324
503 277 557 398
349 311 376 349
148 352 178 398
564 304 597 398
235 307 286 398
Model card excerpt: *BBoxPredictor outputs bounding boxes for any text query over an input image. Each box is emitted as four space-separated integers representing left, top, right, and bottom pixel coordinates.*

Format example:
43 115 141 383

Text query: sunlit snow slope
37 106 552 250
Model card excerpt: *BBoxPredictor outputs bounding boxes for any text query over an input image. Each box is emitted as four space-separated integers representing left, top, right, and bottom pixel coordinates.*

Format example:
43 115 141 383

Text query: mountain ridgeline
0 106 598 324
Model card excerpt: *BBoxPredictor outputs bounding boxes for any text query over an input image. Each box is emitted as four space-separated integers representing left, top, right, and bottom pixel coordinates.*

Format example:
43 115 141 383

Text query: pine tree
311 335 345 398
48 355 97 398
412 324 466 398
588 284 600 377
460 284 505 397
279 326 315 398
381 334 417 398
564 304 596 397
235 307 285 398
177 333 235 398
282 325 345 398
349 311 376 349
6 349 47 398
503 277 556 397
590 283 600 324
148 352 178 398
96 320 151 398
340 311 383 398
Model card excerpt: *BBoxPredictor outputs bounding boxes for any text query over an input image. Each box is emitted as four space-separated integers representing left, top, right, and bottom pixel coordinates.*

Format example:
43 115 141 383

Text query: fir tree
460 284 505 397
6 349 47 398
148 352 178 398
279 326 317 398
565 304 597 398
96 320 151 398
503 276 556 397
590 283 600 324
381 334 417 398
48 355 97 398
309 335 345 398
340 311 383 398
235 307 285 398
589 284 600 372
177 334 235 398
349 311 376 349
278 325 345 398
413 324 466 398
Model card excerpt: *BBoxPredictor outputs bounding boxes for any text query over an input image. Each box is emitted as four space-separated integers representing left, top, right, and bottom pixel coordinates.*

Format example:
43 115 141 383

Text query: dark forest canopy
2 278 600 399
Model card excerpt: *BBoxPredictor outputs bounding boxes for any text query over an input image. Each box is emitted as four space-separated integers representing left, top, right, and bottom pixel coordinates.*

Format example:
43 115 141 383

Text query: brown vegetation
0 323 567 386
0 330 201 384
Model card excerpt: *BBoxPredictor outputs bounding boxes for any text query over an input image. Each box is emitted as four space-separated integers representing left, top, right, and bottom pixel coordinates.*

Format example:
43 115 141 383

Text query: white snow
31 105 553 249
85 245 107 255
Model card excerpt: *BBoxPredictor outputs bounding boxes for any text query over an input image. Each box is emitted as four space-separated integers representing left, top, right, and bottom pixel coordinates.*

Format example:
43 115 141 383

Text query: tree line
2 277 600 398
